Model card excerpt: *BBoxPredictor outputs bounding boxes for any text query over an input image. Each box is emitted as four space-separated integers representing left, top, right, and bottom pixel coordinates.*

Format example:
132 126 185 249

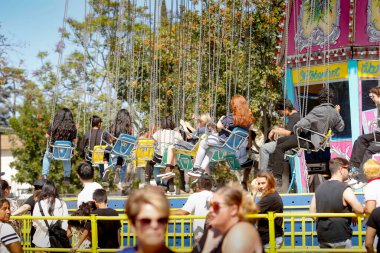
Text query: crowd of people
4 86 380 252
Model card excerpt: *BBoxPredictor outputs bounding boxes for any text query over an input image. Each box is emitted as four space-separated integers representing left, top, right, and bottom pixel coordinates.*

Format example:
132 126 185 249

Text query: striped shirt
0 222 21 253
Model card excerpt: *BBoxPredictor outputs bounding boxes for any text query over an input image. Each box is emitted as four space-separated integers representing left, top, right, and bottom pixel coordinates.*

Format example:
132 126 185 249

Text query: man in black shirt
366 206 380 253
83 189 121 249
259 99 300 177
309 158 364 249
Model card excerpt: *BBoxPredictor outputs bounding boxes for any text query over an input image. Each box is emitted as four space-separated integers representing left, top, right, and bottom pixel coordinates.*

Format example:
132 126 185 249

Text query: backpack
38 201 71 250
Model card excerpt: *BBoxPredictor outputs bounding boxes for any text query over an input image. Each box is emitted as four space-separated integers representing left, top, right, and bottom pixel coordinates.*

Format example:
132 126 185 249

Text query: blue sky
0 0 85 74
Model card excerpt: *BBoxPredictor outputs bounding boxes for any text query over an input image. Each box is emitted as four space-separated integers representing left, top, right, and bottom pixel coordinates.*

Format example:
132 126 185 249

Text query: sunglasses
137 217 169 227
209 201 227 213
369 95 376 99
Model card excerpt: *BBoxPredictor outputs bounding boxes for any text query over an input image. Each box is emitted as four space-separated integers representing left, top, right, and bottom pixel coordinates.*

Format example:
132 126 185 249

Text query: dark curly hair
110 109 133 137
51 108 77 141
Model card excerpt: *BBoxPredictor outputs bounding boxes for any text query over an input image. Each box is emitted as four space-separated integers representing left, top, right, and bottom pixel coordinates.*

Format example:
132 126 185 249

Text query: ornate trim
295 0 341 52
366 0 380 42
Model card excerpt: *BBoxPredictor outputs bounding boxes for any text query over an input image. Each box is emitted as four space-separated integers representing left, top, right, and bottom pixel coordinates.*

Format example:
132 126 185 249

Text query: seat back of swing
92 145 107 164
176 153 194 170
112 133 137 159
134 139 155 167
222 127 249 154
52 141 73 160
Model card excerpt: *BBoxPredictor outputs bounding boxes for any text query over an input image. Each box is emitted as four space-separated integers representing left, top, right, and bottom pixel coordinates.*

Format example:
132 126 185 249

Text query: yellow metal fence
11 212 367 253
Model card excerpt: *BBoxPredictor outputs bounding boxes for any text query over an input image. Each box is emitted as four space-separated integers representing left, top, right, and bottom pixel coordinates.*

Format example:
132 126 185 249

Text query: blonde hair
125 186 170 225
363 159 380 179
216 183 258 221
198 113 212 127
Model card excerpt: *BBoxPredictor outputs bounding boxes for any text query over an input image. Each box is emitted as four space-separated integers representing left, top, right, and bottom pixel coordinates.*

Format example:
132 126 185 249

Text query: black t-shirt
84 208 121 248
366 207 380 252
25 195 36 212
257 191 284 245
285 112 301 132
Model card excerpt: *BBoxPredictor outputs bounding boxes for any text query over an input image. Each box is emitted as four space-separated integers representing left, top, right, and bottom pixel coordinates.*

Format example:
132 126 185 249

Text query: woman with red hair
189 95 254 177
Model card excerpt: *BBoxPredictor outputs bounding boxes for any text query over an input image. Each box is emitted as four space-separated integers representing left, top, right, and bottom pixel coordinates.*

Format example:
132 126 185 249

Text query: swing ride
276 0 380 192
40 0 380 195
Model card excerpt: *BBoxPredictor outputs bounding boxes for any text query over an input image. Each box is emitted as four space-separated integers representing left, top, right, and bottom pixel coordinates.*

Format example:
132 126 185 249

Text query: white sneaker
157 172 175 178
346 178 357 186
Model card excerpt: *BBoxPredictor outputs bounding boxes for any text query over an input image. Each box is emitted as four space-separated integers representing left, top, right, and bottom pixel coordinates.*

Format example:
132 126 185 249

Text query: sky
0 0 85 75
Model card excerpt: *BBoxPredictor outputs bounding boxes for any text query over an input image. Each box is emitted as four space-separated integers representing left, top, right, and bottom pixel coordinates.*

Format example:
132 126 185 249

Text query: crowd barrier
11 211 368 253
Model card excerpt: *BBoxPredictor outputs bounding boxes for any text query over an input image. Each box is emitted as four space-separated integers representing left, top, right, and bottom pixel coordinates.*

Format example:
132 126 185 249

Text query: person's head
208 184 257 234
90 115 102 128
51 107 77 140
230 95 254 128
0 198 11 222
33 179 47 190
160 116 175 130
198 174 212 191
77 163 94 181
125 186 170 248
112 109 133 137
0 180 11 197
318 87 334 104
369 87 380 105
93 189 107 205
0 171 4 180
197 113 212 128
255 171 276 195
39 180 60 215
329 157 350 181
363 159 380 180
275 99 294 116
69 201 97 228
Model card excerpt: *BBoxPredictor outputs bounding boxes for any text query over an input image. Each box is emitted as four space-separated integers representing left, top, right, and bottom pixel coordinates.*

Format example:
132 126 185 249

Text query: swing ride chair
85 145 108 165
206 127 250 170
48 141 75 161
293 127 332 154
101 131 137 167
133 138 155 167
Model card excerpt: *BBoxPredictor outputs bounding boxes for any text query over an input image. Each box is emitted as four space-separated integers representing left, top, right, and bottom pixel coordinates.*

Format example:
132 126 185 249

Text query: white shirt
364 179 380 208
0 222 20 253
77 181 103 207
32 198 68 247
181 190 213 240
153 129 183 156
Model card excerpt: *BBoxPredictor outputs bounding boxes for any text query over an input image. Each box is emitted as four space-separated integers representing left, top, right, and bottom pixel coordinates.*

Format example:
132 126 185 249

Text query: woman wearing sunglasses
194 184 263 253
119 186 174 253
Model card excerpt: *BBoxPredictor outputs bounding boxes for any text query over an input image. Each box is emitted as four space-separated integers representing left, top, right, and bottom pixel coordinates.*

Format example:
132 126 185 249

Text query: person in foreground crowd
194 184 263 253
0 198 23 253
251 171 284 248
362 159 380 215
118 186 174 253
171 174 213 243
309 157 364 249
365 206 380 253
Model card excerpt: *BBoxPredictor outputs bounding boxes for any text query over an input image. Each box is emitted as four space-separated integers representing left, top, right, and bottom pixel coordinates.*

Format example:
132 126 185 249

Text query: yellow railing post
268 212 276 253
91 214 98 253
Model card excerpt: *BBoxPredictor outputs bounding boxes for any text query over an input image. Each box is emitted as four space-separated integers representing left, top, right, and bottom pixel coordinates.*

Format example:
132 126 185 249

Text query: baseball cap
33 179 47 188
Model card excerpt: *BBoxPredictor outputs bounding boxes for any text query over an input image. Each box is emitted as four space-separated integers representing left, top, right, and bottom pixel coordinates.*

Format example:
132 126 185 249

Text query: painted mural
367 0 380 42
295 0 341 51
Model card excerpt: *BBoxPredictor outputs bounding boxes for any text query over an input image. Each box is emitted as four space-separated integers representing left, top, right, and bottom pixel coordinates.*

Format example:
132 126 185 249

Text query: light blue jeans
259 141 277 170
109 156 127 183
42 150 71 177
